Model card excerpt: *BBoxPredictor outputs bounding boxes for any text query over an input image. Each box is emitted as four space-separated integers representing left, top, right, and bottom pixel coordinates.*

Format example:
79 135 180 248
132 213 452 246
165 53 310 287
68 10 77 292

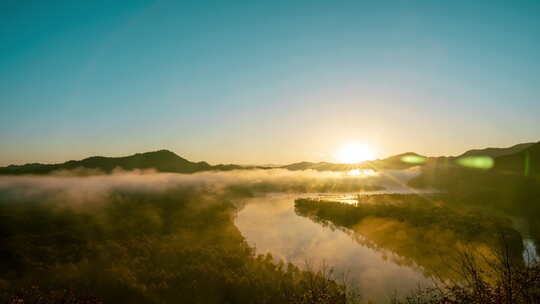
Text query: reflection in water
315 189 438 205
295 194 530 283
524 239 539 265
508 216 540 264
235 194 431 303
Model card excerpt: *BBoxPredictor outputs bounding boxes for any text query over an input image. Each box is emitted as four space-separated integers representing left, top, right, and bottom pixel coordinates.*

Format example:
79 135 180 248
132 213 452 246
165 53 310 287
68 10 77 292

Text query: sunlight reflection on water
235 170 435 302
312 188 438 205
235 193 432 303
523 239 539 265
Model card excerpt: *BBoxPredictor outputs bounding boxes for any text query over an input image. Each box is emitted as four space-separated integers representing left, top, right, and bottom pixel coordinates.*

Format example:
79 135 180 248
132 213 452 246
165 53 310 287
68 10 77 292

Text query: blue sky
1 0 539 165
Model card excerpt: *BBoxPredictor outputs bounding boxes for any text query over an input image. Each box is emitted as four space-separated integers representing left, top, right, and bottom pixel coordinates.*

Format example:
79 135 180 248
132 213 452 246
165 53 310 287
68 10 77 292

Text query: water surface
235 193 431 303
235 170 538 302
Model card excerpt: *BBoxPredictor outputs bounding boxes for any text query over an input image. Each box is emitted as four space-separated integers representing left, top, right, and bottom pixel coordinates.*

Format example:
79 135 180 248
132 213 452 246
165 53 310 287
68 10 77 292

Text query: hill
458 142 535 158
281 152 428 171
0 150 215 175
409 141 540 192
408 141 540 241
493 141 540 176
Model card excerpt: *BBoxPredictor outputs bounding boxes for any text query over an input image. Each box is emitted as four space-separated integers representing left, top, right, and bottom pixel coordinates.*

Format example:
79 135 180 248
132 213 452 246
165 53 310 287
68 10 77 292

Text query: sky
1 0 539 166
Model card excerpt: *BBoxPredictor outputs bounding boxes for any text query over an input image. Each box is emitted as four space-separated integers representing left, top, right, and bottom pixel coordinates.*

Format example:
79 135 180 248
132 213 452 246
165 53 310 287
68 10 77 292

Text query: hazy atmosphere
1 0 540 165
1 1 539 304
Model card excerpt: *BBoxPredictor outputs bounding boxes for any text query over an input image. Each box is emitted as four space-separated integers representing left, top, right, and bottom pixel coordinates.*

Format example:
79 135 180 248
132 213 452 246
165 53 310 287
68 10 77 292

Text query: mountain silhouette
409 141 540 191
493 142 540 176
0 150 214 175
1 142 537 175
281 152 427 171
458 142 535 158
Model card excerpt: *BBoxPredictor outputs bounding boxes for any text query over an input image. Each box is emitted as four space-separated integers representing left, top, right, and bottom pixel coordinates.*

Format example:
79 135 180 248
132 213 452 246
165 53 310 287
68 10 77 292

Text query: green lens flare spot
524 151 530 177
456 156 494 169
401 155 427 164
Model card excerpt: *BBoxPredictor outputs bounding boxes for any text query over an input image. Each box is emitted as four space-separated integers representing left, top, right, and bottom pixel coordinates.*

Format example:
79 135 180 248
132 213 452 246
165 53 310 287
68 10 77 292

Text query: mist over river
235 171 539 303
235 171 437 302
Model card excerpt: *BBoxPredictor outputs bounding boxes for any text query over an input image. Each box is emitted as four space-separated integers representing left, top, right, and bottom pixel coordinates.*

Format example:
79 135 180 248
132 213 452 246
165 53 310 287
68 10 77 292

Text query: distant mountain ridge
493 142 540 175
1 141 538 175
458 142 535 158
0 150 236 175
442 141 540 175
410 141 540 192
281 152 427 171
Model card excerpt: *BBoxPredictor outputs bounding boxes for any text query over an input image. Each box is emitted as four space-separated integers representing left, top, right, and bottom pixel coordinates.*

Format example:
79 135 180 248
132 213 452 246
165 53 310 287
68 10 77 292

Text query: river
235 190 539 303
235 193 432 303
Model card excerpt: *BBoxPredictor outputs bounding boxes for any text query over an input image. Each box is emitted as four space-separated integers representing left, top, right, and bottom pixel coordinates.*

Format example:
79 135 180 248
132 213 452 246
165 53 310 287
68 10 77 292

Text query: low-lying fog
3 167 534 303
0 168 421 206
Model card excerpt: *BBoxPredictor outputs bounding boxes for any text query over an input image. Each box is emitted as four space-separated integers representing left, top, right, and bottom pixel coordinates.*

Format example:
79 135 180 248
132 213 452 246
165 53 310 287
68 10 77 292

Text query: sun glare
347 168 377 176
335 142 377 164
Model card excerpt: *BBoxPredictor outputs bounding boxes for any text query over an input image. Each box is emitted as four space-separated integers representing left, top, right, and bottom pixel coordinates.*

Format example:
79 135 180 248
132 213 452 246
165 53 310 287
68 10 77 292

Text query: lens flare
456 156 494 169
401 155 427 164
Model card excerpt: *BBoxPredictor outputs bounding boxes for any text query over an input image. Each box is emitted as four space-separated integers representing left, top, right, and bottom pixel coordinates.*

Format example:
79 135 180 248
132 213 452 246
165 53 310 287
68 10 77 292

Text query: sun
334 142 377 164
